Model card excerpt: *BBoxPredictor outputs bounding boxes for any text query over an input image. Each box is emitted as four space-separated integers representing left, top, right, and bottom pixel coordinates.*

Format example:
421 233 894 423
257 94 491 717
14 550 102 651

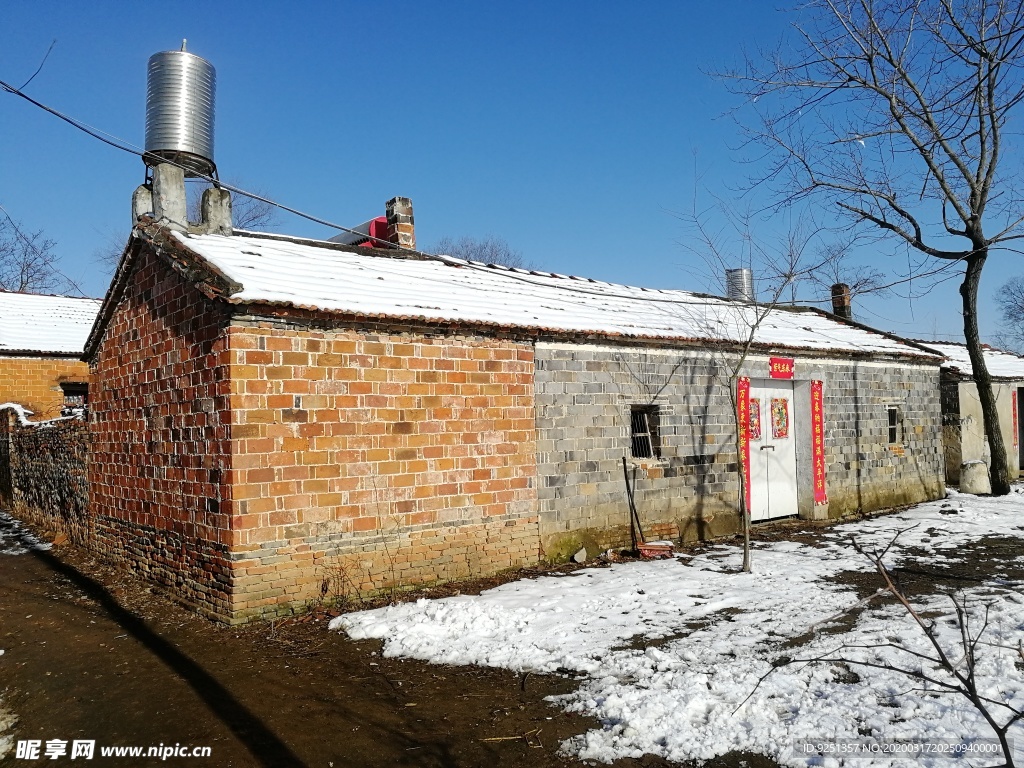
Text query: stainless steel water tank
144 49 216 177
725 268 754 302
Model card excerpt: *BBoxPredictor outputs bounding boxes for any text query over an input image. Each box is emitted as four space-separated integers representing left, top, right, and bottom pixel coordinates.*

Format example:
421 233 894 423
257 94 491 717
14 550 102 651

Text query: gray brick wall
534 342 944 558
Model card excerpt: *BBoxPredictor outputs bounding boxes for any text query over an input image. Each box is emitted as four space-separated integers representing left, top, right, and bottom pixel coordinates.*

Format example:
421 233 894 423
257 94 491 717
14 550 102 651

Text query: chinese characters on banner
737 377 751 513
1013 393 1019 448
769 357 795 379
811 380 827 503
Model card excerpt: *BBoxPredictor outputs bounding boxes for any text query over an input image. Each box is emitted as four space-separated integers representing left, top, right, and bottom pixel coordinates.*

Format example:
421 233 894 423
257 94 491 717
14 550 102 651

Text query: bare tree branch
0 205 83 295
430 236 531 270
716 0 1024 494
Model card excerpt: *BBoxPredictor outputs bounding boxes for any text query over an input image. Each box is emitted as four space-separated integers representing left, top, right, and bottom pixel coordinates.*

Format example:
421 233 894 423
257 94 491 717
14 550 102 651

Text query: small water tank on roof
726 268 754 302
144 43 216 177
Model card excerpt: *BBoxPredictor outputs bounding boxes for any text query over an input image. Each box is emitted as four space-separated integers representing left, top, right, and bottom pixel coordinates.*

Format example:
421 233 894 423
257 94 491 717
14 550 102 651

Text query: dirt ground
3 504 1014 768
0 515 785 768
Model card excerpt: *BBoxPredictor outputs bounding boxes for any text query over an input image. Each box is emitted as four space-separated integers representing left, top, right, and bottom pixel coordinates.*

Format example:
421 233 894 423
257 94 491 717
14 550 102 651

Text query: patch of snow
918 340 1024 379
334 490 1024 766
178 232 940 359
0 510 52 556
0 403 80 429
0 403 35 426
0 292 100 355
0 698 16 762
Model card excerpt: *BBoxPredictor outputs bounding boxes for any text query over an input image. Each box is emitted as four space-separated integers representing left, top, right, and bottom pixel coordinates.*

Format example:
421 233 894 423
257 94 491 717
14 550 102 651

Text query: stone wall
0 356 90 420
0 407 89 539
224 321 539 621
534 342 945 556
88 251 235 620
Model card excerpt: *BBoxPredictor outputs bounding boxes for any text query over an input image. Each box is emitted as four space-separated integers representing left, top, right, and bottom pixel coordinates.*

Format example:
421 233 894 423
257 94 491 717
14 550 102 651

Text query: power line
0 76 410 251
0 76 767 309
0 75 967 321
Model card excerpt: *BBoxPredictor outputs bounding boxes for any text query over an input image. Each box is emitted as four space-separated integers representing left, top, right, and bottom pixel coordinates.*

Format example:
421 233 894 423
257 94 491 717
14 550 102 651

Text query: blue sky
0 1 1018 342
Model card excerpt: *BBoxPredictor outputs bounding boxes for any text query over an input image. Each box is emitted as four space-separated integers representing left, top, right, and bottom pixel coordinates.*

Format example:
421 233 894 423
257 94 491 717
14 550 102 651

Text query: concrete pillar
385 196 415 250
132 185 153 223
152 163 187 232
200 187 233 236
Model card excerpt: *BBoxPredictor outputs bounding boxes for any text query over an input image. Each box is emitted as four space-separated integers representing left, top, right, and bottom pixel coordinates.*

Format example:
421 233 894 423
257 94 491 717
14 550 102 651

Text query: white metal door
748 380 799 522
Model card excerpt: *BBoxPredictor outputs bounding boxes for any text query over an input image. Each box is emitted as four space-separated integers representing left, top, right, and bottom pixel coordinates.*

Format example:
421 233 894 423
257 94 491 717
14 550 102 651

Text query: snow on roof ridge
913 339 1024 379
0 289 100 302
172 229 938 359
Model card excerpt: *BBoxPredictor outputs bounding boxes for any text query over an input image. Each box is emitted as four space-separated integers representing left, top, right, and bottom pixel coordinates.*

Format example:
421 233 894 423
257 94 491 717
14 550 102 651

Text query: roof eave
83 219 243 361
226 299 943 363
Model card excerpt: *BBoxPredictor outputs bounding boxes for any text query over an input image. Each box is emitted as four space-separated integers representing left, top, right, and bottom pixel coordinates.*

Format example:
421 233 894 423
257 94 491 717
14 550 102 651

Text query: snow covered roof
916 341 1024 380
0 291 102 355
167 230 941 359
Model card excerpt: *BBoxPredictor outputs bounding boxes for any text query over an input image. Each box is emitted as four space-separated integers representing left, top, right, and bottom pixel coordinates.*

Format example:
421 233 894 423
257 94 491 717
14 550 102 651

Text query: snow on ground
334 491 1024 766
0 509 51 556
0 510 37 757
0 699 15 761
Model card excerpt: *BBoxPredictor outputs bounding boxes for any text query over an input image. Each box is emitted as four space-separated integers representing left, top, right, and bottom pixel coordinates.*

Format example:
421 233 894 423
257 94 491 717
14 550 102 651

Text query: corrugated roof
917 341 1024 380
0 292 102 355
172 231 939 360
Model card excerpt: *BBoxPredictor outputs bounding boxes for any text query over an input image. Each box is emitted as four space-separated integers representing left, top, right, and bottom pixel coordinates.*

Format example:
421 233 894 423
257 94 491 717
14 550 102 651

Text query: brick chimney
385 197 415 250
831 283 852 320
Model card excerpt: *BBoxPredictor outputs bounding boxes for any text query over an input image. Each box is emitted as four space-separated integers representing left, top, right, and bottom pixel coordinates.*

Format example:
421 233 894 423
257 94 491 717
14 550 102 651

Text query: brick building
81 204 946 623
918 341 1024 485
0 291 101 420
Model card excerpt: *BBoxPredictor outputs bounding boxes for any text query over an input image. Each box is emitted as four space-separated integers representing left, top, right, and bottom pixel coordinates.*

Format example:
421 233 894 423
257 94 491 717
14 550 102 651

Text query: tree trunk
961 251 1012 495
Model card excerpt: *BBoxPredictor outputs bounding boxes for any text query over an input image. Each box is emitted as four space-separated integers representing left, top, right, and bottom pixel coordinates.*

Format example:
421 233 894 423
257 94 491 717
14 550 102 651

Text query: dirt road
0 514 688 768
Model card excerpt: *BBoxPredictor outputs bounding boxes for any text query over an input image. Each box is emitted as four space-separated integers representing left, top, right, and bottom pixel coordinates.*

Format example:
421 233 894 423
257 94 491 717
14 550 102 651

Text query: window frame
630 405 660 459
886 405 900 444
60 382 89 416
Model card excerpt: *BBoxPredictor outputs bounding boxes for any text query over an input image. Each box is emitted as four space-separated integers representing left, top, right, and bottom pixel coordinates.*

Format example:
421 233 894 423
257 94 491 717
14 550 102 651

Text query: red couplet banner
737 377 751 513
811 380 827 504
769 357 795 379
1013 393 1019 448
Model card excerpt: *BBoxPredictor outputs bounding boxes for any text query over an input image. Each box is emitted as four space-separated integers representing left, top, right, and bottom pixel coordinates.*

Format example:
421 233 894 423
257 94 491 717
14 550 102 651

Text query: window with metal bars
887 406 900 444
630 406 660 459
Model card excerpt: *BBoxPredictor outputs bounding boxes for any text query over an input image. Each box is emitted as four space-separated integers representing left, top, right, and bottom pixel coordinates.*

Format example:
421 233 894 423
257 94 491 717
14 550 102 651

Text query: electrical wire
0 75 777 309
0 76 409 251
0 75 973 320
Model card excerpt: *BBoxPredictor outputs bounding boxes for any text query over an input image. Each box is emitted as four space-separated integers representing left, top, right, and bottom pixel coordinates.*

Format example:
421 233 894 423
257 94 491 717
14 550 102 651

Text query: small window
887 406 900 444
60 382 88 416
630 405 660 459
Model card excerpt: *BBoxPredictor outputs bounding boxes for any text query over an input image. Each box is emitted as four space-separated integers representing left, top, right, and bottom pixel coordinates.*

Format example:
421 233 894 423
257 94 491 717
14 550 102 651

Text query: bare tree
0 212 78 294
684 205 839 571
720 0 1024 495
430 236 529 270
807 242 890 310
994 276 1024 353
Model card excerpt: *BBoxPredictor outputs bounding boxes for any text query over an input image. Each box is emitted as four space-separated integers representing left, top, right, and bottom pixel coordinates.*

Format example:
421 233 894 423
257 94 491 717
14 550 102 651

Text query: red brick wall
225 324 539 620
89 252 235 619
0 356 90 420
